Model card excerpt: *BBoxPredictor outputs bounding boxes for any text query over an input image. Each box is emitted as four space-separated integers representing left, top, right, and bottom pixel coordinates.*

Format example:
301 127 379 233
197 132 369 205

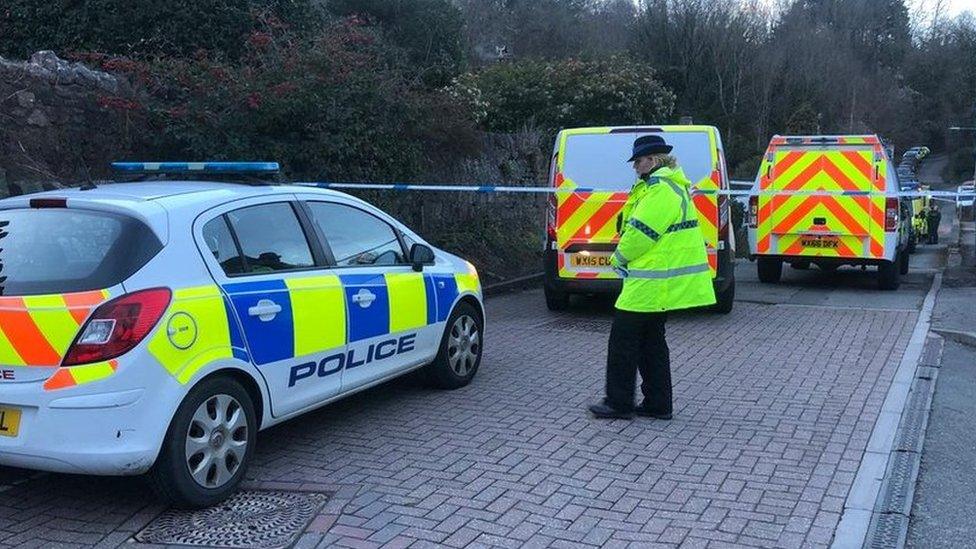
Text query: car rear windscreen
561 131 713 190
0 208 162 296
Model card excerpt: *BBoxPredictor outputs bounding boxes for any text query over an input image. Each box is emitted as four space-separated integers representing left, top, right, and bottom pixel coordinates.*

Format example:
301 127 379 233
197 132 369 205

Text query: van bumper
544 247 734 295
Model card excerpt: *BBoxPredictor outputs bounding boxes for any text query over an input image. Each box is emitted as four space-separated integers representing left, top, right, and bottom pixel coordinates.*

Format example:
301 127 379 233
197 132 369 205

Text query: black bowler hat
627 134 673 161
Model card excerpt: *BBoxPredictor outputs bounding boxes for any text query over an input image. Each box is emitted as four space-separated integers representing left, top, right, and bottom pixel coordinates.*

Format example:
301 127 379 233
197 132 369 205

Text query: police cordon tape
294 181 973 203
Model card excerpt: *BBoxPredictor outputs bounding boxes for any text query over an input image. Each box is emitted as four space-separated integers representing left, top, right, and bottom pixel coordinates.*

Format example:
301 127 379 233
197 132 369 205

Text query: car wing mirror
409 243 435 272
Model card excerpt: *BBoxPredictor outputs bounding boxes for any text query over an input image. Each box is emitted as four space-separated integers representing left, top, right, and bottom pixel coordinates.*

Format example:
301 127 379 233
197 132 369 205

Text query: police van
0 163 484 507
542 125 736 313
747 135 911 290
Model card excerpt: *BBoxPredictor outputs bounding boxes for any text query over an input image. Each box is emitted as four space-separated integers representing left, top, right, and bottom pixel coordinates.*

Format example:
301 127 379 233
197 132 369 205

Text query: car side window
306 202 407 267
202 217 246 275
224 203 314 274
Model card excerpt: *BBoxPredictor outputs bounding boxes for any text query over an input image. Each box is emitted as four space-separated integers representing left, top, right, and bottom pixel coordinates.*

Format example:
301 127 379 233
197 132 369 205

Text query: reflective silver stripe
613 250 628 266
626 263 711 279
664 180 690 221
666 219 699 233
628 218 660 241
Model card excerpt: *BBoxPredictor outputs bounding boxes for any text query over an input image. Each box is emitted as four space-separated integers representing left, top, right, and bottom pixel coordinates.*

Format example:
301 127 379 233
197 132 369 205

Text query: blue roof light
111 161 280 173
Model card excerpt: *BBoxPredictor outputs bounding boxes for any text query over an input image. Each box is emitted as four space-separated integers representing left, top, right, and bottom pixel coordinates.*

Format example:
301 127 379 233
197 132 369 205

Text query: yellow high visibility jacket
610 166 716 312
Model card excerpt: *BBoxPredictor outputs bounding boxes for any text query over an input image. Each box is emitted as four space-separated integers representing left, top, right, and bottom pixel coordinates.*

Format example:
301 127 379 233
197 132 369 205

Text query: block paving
0 290 917 548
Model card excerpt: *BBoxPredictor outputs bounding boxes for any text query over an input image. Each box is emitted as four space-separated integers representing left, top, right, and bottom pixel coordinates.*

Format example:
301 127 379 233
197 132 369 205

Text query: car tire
711 276 735 314
757 258 782 284
424 302 483 390
148 376 257 509
878 256 902 291
544 285 570 311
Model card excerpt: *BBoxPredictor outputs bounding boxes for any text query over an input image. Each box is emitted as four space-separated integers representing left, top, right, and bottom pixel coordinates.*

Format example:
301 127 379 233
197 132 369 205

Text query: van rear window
0 209 162 296
562 132 714 190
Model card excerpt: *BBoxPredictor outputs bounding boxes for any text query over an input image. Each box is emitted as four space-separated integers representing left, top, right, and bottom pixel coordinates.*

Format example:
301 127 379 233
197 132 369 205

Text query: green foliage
326 0 466 86
114 19 434 182
0 0 325 59
452 57 675 132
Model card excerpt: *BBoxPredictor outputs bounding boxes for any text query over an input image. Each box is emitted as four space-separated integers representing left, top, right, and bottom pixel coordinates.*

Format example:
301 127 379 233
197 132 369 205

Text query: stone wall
0 51 146 196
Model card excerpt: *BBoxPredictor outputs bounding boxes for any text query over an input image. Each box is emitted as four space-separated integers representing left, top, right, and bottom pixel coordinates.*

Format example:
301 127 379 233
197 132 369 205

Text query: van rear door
755 137 887 259
551 128 717 280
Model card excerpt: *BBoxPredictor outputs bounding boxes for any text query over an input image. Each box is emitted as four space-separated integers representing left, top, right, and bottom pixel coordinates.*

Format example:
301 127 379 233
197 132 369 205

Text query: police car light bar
111 162 280 174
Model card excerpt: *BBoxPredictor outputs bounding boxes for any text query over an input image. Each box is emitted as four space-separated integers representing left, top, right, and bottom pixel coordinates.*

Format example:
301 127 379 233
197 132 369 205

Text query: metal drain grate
877 450 921 515
537 317 612 334
135 490 330 548
868 512 908 549
895 405 929 453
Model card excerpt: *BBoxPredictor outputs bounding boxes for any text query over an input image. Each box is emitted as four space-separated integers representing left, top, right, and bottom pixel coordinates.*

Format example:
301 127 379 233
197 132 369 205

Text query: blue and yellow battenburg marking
220 271 478 366
44 269 477 388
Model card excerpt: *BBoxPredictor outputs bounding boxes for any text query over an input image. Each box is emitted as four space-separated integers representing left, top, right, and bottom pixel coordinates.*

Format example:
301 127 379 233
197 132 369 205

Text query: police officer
927 204 942 244
589 135 716 420
913 210 927 244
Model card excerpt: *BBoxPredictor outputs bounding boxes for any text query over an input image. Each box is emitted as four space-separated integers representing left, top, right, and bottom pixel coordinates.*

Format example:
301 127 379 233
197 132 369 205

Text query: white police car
0 162 484 507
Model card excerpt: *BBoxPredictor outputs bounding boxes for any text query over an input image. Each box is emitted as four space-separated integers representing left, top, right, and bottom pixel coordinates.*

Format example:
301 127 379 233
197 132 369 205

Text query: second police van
0 163 485 507
747 135 912 290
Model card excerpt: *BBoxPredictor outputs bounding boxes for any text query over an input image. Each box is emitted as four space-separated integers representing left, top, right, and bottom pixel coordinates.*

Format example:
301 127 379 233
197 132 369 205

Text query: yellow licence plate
800 236 840 249
570 253 612 268
0 406 21 438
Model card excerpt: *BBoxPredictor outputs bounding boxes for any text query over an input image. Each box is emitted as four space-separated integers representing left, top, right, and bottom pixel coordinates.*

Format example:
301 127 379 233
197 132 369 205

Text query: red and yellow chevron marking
553 171 627 279
694 170 721 275
756 146 887 259
43 359 119 391
0 289 115 391
0 289 110 367
554 179 628 249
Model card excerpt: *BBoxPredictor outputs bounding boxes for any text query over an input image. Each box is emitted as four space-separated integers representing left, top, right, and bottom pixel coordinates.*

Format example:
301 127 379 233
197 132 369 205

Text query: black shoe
634 405 672 420
588 403 633 419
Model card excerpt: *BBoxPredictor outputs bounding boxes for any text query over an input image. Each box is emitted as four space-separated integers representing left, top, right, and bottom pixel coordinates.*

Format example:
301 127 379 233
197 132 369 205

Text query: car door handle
248 299 282 321
352 289 376 308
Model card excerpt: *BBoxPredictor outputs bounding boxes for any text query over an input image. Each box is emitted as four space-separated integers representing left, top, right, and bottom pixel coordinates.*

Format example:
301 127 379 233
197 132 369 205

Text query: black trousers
604 309 671 413
927 221 939 244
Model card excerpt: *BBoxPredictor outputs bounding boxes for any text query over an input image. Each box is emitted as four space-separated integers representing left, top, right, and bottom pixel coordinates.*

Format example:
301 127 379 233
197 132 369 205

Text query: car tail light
546 188 558 243
885 198 899 231
62 288 172 366
748 196 759 228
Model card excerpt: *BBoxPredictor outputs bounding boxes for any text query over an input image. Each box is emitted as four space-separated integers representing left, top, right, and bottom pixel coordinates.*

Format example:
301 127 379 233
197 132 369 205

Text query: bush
0 0 325 59
100 19 437 182
326 0 466 87
451 57 675 132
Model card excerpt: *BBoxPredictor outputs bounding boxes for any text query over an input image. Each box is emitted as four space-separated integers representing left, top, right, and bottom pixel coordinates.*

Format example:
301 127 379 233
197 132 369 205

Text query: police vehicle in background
0 162 485 507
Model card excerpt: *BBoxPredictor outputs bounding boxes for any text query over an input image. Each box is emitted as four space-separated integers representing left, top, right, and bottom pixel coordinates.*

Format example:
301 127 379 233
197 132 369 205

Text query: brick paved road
0 290 919 548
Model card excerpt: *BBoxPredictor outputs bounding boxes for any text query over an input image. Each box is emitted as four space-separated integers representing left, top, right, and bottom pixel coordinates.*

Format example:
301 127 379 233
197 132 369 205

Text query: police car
0 163 484 507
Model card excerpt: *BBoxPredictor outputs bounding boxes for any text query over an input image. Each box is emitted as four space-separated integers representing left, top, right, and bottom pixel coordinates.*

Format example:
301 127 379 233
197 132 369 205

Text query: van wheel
544 285 569 311
899 248 911 275
757 258 782 283
425 302 483 390
148 377 256 508
878 256 902 290
711 276 735 314
791 261 811 270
